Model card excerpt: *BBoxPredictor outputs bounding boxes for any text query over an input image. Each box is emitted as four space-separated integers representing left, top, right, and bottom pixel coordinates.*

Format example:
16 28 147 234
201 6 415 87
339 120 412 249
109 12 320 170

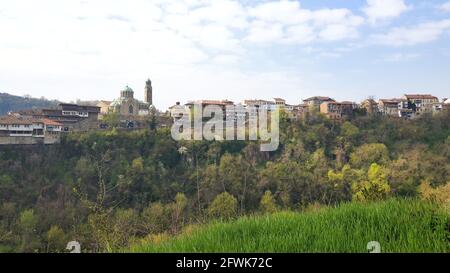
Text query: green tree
102 112 120 128
170 193 188 233
259 191 278 214
208 192 238 220
18 209 40 252
352 163 391 202
141 202 170 234
350 143 389 168
46 225 66 253
327 164 364 203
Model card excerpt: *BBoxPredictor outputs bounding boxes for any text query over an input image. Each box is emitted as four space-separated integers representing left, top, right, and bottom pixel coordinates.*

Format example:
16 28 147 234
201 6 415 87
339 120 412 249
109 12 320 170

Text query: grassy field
130 199 449 253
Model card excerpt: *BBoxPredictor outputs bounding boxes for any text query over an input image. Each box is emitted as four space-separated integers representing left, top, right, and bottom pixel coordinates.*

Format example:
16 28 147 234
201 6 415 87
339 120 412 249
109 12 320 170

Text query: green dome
122 86 134 92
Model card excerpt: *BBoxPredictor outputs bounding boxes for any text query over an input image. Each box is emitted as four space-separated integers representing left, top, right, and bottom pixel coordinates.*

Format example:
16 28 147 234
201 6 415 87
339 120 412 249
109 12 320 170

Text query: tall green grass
130 199 449 253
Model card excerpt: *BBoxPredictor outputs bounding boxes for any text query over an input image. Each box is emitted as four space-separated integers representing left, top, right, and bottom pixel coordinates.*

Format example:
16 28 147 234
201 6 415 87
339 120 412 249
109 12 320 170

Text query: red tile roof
379 99 402 104
303 96 335 102
42 118 63 126
404 94 438 100
0 116 35 125
186 100 234 106
0 115 63 126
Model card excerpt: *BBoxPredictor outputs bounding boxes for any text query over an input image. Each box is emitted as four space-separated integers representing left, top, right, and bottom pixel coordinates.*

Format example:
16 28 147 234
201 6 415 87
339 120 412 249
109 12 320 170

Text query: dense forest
0 111 449 253
0 93 60 115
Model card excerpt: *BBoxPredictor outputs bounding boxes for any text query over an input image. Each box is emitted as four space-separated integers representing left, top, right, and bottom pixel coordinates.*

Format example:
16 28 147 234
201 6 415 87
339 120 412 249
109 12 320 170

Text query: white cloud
246 1 364 44
379 52 420 62
363 0 410 23
372 19 450 46
439 1 450 12
319 24 359 41
211 54 240 65
2 0 450 109
248 0 311 25
283 25 316 44
318 52 342 59
246 21 284 43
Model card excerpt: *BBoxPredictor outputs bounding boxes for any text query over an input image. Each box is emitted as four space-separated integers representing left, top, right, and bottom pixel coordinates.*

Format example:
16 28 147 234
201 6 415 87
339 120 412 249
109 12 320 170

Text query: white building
0 116 63 145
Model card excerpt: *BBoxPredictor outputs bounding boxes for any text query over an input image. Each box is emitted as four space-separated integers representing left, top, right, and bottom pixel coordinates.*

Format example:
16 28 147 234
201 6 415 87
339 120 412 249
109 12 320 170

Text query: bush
260 191 278 214
208 192 238 220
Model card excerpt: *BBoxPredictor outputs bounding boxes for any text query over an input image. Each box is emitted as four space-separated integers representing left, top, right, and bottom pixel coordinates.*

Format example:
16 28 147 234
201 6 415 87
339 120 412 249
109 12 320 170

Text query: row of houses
0 115 63 145
0 103 101 145
1 91 448 145
362 94 448 118
0 80 155 145
169 96 357 122
169 94 449 122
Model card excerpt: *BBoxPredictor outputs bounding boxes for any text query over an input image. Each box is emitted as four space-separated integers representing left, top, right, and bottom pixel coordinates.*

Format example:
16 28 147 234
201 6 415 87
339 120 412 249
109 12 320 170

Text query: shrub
208 192 238 220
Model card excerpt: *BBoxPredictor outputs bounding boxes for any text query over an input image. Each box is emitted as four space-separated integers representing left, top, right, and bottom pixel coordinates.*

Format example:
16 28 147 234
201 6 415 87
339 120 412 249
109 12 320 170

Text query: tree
18 209 40 252
327 164 364 203
170 193 188 233
141 202 170 235
102 112 120 128
350 143 389 168
260 191 278 214
218 154 256 212
208 192 238 220
46 225 66 253
352 163 391 202
418 181 450 213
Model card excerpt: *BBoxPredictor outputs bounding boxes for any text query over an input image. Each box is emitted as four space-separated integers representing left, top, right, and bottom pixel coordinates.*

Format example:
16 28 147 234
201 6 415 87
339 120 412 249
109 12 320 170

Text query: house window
129 105 134 114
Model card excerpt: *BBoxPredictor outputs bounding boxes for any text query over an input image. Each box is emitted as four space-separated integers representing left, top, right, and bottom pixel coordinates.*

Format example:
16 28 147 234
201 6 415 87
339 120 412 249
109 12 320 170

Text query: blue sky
1 0 450 110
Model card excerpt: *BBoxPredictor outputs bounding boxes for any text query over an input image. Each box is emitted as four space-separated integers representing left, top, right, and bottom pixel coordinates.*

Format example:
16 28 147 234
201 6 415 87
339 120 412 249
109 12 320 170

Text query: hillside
130 199 449 253
0 92 60 115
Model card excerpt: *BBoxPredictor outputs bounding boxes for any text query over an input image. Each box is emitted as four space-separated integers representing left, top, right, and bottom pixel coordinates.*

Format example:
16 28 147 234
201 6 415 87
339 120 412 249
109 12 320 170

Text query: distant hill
0 92 61 115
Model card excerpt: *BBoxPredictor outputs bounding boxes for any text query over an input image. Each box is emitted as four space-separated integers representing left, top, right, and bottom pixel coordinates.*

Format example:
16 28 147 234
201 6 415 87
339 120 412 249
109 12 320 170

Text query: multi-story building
378 94 441 118
168 102 187 121
185 100 236 122
96 100 112 118
361 98 378 115
243 99 276 111
442 99 450 111
274 98 286 108
402 94 439 115
320 101 356 120
378 99 402 117
292 104 310 119
14 103 100 131
0 116 63 145
303 96 336 111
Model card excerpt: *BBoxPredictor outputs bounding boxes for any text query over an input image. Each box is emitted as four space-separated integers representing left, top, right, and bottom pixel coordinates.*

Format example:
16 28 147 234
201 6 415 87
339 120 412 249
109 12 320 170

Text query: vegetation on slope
0 92 60 115
0 112 449 252
131 199 449 253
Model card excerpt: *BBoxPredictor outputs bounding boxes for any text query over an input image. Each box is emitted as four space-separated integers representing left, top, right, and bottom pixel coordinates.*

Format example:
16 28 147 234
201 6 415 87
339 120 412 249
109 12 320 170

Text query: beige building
96 101 112 116
320 101 355 120
402 94 439 115
303 96 336 111
361 98 378 115
378 99 401 117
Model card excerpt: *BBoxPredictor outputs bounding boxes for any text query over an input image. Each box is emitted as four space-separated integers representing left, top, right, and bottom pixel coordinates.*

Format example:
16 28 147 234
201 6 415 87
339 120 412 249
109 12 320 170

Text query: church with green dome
109 79 153 116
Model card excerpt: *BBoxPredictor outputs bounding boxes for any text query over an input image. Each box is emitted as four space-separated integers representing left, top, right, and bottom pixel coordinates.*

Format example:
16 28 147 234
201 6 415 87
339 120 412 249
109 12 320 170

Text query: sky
1 0 450 110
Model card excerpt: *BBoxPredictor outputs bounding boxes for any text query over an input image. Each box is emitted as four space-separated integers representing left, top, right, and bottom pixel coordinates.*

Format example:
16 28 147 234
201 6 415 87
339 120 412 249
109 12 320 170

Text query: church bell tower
145 78 153 105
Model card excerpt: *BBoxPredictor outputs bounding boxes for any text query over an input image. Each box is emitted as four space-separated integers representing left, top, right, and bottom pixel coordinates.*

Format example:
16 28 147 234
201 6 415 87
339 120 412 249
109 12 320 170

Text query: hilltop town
1 78 449 145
